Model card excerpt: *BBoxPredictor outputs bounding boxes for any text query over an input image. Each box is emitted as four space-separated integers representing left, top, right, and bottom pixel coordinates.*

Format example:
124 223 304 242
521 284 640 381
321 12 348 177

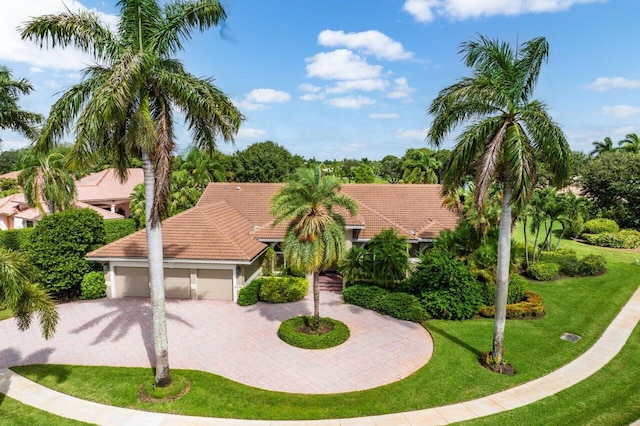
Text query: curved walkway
1 285 639 425
0 291 432 394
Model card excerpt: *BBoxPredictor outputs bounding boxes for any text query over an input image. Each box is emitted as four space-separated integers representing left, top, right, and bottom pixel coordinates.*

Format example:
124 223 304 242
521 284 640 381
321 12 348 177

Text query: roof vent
409 230 415 235
236 186 241 190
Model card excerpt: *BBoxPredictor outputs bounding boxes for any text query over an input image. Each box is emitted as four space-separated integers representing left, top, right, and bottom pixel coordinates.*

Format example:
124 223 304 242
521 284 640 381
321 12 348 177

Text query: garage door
164 269 191 299
197 269 233 300
115 267 150 297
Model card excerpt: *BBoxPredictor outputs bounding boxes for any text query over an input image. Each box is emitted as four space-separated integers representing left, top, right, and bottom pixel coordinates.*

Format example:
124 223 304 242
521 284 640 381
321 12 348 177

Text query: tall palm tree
271 167 357 330
427 35 570 368
22 0 243 387
590 137 616 156
0 247 58 339
18 151 77 213
0 65 42 142
618 133 640 155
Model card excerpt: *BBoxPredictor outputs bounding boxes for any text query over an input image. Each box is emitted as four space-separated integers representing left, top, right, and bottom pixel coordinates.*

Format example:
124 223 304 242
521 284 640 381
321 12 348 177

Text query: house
0 168 143 229
87 183 460 302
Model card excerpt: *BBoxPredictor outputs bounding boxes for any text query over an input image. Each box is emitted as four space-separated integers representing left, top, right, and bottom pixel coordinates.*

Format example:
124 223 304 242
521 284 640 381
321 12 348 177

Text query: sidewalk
1 284 639 425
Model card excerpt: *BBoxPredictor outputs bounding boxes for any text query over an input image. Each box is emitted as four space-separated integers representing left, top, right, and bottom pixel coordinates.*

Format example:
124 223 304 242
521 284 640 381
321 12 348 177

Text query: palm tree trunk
523 216 529 268
142 150 171 387
492 180 512 366
313 270 320 330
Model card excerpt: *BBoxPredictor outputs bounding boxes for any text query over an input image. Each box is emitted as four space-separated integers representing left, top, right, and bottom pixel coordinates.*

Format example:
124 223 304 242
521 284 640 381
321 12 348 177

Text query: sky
1 0 639 161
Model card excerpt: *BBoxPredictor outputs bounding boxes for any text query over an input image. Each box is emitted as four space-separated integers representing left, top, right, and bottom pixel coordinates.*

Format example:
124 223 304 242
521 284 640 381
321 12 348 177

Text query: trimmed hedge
478 291 545 319
277 316 350 349
258 276 308 303
582 218 619 234
342 285 428 323
526 261 560 281
237 279 261 306
103 219 136 244
582 230 640 249
81 271 106 300
481 275 527 306
0 228 35 251
578 254 606 276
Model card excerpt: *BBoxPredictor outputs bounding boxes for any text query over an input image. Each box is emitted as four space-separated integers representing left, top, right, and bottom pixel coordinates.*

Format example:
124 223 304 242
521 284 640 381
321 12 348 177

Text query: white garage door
115 267 149 297
197 269 233 300
164 269 191 299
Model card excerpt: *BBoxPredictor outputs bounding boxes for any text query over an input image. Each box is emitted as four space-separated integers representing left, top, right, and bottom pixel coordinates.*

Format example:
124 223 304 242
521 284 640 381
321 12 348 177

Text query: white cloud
318 30 413 61
306 49 382 81
325 79 387 94
44 80 61 89
585 77 640 92
235 88 291 110
237 127 267 139
602 105 640 119
387 77 416 99
402 0 602 23
403 0 438 23
341 143 366 153
0 1 118 70
370 113 400 119
29 66 43 74
326 95 376 109
298 83 322 93
300 93 325 101
395 128 428 140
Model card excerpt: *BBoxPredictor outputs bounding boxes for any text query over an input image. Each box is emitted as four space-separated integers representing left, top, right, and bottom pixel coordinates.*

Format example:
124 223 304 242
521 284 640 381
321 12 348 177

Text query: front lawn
0 395 89 425
0 308 12 322
11 239 640 421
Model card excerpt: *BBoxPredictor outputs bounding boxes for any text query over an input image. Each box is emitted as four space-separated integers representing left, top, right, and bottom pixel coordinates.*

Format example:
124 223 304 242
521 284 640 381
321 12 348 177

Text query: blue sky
1 0 639 160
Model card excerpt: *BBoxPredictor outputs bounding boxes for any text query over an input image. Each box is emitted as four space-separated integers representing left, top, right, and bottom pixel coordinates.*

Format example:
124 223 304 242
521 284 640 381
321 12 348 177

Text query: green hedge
526 261 560 281
578 254 606 276
481 275 528 306
582 218 619 234
81 271 106 300
103 219 137 244
582 230 640 249
0 228 34 251
258 276 308 303
277 316 350 349
237 280 261 306
342 285 428 323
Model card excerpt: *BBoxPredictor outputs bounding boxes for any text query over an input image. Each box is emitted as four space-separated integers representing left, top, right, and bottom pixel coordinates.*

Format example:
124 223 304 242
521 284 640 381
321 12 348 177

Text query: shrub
262 246 277 276
481 274 527 306
27 208 105 299
277 316 350 349
582 230 640 249
342 285 428 323
0 228 35 251
375 292 429 323
582 218 619 235
258 276 308 303
406 250 483 320
578 254 606 276
80 271 106 300
237 279 261 306
366 228 409 290
478 291 545 319
103 219 137 244
565 214 584 239
342 285 388 310
526 261 560 281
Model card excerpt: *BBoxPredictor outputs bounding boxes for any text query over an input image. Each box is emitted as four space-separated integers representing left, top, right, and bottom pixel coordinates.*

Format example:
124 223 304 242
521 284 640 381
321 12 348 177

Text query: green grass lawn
0 308 13 322
10 238 640 422
0 394 90 425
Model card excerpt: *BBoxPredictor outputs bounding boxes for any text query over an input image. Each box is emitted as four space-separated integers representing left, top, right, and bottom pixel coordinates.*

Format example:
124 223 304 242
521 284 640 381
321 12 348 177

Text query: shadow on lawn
427 323 483 357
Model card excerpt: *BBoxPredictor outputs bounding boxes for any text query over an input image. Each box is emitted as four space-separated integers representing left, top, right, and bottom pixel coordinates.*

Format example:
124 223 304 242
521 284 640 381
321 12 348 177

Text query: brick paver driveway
0 292 433 394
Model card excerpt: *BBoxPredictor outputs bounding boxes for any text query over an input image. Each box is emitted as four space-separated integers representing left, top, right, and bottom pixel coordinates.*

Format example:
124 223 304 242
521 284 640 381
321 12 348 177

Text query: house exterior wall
242 252 264 286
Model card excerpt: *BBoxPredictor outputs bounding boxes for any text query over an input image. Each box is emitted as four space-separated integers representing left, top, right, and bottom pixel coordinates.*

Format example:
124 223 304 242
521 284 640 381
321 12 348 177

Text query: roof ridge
355 200 414 238
198 201 254 258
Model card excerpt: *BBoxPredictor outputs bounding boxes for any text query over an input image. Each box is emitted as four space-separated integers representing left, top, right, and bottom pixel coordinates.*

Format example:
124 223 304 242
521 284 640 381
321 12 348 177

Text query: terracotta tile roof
0 193 23 215
76 168 143 203
199 182 459 242
0 170 21 180
88 201 267 262
14 201 124 221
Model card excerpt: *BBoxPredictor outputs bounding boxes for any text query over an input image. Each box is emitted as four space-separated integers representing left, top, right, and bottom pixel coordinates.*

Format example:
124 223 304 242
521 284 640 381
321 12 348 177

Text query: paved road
0 292 433 394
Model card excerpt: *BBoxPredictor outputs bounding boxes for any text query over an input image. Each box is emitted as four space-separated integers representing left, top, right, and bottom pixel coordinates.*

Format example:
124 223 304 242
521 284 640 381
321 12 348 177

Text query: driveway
0 292 433 394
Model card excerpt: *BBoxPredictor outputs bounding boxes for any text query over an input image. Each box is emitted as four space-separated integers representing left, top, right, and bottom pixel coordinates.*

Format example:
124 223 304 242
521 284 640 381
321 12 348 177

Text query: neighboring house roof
88 201 267 262
76 168 143 203
0 192 124 222
0 170 21 180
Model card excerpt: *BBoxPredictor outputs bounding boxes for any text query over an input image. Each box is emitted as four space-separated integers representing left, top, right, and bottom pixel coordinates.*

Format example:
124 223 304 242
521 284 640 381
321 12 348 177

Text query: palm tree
338 246 371 287
0 247 58 339
590 137 616 156
427 35 570 369
366 228 409 289
0 65 42 142
18 151 77 213
271 167 357 330
22 0 243 387
618 133 640 155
